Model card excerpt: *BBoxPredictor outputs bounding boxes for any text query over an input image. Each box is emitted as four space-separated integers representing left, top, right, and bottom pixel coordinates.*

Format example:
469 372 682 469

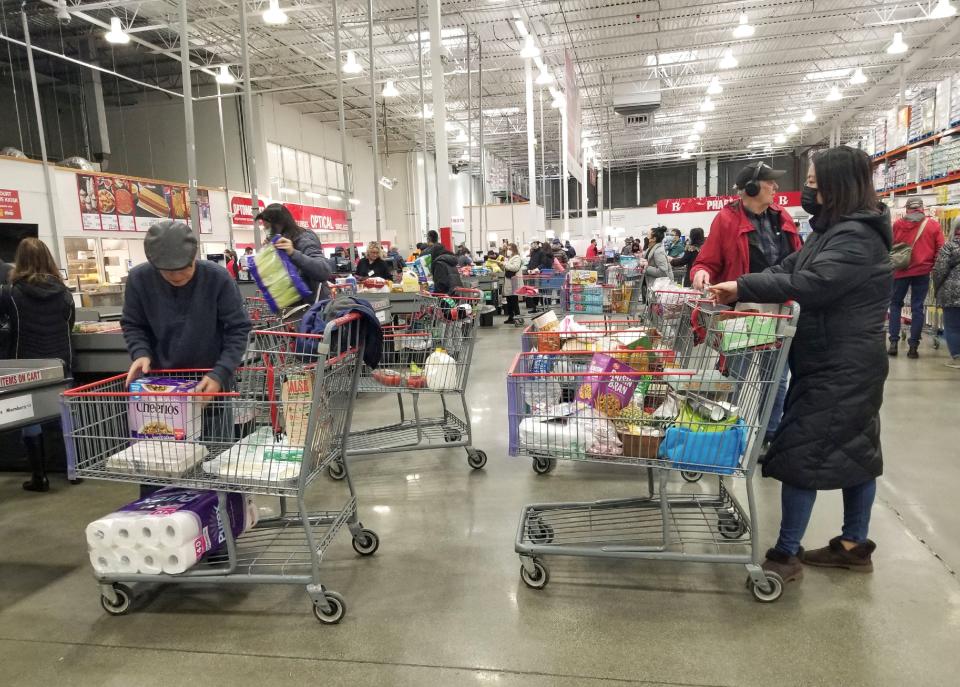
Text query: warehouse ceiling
7 0 960 175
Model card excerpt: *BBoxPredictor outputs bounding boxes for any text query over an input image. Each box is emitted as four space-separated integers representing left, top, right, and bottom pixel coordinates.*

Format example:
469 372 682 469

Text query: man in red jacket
888 197 945 358
691 162 802 290
691 161 803 443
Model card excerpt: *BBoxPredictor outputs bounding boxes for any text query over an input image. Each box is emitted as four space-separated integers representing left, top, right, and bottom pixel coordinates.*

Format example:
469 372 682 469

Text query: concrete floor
1 321 958 686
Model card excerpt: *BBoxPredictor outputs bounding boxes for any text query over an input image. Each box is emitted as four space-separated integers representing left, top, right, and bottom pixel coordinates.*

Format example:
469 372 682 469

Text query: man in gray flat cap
121 220 251 395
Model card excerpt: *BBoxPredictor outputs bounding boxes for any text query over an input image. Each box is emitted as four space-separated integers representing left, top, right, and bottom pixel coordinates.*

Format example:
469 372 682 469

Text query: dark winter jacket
282 230 334 302
298 295 383 370
425 245 463 295
530 247 555 271
932 237 960 308
737 206 893 490
122 261 252 388
0 276 75 372
355 257 394 281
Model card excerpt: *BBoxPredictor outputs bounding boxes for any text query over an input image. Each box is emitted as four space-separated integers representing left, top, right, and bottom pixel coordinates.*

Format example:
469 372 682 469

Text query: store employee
355 241 394 281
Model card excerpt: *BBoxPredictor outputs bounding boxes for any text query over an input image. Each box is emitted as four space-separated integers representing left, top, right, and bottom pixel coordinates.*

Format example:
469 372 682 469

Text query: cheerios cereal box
128 377 203 440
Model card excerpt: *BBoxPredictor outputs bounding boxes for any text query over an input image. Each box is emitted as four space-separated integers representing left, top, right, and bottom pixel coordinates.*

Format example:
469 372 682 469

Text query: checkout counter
0 361 71 433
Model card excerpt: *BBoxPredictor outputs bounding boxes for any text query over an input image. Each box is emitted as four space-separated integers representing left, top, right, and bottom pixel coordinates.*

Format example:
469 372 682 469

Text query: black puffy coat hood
737 206 893 489
1 276 75 371
813 205 892 248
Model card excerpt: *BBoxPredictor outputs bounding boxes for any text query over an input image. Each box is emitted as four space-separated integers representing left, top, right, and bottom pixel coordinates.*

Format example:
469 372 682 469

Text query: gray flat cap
145 220 198 270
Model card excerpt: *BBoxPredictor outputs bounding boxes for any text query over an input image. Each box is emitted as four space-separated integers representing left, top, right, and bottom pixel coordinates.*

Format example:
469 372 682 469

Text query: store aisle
0 323 958 687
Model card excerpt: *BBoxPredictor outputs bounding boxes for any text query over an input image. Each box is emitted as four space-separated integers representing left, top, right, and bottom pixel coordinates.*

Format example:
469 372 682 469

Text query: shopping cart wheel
718 514 747 539
328 460 346 481
520 559 550 590
680 471 703 483
528 520 554 545
313 591 346 624
444 429 462 443
466 448 487 469
933 338 941 350
532 457 555 475
749 571 784 603
100 584 133 616
351 529 380 556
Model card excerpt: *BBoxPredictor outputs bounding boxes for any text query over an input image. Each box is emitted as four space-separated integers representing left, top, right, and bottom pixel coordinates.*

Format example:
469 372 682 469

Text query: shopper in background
564 240 576 259
456 245 474 267
0 238 74 492
255 203 333 301
666 229 685 258
887 197 944 358
483 250 504 272
932 218 960 368
640 226 672 295
709 146 892 584
621 237 634 255
500 239 510 256
408 243 424 263
386 244 405 272
223 248 240 281
502 242 523 325
355 241 394 281
586 238 600 258
551 239 568 268
691 161 802 443
423 230 462 294
670 227 705 286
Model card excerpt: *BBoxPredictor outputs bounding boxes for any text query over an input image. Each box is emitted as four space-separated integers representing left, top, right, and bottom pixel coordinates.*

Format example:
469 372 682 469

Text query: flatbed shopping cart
61 313 377 624
326 288 487 477
507 300 800 602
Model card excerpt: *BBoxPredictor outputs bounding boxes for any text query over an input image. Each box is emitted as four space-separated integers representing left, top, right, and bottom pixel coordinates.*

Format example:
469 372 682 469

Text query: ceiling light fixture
693 120 706 132
456 130 468 143
887 31 909 54
536 64 554 85
706 77 723 95
801 109 816 123
826 86 843 101
700 97 715 112
718 48 738 70
774 133 787 144
930 0 957 19
786 121 799 134
262 0 289 25
680 151 692 160
349 198 360 206
342 51 363 74
733 13 755 38
417 105 433 118
215 65 235 85
382 80 399 97
850 67 868 85
683 142 695 151
328 194 343 202
105 16 129 44
520 36 540 59
805 67 852 81
688 133 701 142
550 91 565 109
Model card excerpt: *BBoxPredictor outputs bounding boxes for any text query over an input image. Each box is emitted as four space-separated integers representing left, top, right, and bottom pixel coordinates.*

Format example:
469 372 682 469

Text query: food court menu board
76 173 211 234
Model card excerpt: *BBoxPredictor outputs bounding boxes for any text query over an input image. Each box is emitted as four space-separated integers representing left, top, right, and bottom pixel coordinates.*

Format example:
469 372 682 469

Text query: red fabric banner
657 191 801 214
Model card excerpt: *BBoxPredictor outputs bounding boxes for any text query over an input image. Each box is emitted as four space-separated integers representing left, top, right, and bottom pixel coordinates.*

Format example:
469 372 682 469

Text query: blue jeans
774 479 877 556
944 307 960 358
889 275 930 345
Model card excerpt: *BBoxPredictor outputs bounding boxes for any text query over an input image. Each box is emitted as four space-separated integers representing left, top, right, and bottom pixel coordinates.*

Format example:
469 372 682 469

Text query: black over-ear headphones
744 161 765 198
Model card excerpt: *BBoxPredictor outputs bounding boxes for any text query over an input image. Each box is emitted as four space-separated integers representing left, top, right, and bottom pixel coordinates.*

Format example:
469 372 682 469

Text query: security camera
55 0 71 24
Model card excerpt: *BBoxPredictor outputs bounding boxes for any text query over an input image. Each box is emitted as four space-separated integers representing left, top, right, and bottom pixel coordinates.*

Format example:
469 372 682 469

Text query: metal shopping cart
327 288 487 476
507 300 800 602
61 313 378 623
521 271 566 314
520 317 654 354
644 287 704 348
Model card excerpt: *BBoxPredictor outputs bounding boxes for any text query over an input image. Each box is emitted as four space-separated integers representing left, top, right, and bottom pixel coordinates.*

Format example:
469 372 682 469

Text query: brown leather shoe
801 536 875 573
762 548 804 582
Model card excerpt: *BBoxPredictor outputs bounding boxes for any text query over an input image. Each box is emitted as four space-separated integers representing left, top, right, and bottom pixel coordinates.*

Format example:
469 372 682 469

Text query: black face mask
801 185 822 216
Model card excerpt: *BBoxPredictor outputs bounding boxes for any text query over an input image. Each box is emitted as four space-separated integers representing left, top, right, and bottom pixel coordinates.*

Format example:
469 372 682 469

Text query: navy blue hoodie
121 261 251 387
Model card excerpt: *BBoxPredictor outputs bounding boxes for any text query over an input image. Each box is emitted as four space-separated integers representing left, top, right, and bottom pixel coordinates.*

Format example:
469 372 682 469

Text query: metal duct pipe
332 0 357 261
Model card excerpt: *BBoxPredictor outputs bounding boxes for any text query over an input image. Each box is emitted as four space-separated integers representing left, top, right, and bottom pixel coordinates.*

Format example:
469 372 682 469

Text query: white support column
428 0 451 246
708 156 719 195
596 163 603 239
525 59 537 235
581 148 588 239
696 157 707 196
561 108 569 240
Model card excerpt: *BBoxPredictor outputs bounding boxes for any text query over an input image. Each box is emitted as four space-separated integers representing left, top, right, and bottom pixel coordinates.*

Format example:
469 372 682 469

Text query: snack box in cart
128 377 203 441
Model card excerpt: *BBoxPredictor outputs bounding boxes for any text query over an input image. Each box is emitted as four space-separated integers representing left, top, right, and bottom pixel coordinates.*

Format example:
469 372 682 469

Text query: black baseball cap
734 162 786 190
144 220 198 270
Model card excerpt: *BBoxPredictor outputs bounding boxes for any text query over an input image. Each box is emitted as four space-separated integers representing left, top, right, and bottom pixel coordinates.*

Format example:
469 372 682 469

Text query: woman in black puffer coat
710 146 892 585
0 238 75 492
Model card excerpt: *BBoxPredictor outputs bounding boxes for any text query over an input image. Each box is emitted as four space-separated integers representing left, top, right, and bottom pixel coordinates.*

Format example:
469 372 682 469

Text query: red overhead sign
0 189 21 219
284 203 348 232
657 191 801 214
230 195 265 225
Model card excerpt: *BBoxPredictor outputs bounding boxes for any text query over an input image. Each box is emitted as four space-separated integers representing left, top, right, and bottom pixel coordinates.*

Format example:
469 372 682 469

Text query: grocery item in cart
86 488 254 575
576 353 642 418
716 314 778 352
425 347 458 390
568 270 598 285
128 377 203 440
203 427 304 484
105 440 207 477
281 371 315 445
